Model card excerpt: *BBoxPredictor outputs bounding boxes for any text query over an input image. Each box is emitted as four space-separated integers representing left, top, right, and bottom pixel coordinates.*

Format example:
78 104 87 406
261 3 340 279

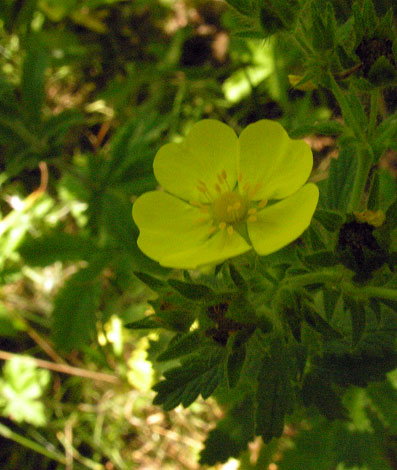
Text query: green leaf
229 263 248 290
200 393 255 465
19 232 96 266
367 380 397 433
152 347 225 410
156 331 204 362
314 209 344 232
124 315 165 330
52 260 105 351
322 288 340 321
304 250 338 268
345 297 366 347
303 303 342 339
0 357 50 426
290 121 345 138
21 45 50 123
168 279 215 301
386 197 397 229
43 109 84 144
226 330 253 388
255 342 294 442
133 271 167 291
302 370 348 420
224 0 255 17
327 142 357 211
314 342 397 387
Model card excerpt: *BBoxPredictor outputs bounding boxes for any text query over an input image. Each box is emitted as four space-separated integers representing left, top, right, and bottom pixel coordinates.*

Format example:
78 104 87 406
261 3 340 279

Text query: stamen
217 173 223 184
233 202 241 210
248 208 257 215
227 225 234 235
190 200 202 207
238 172 243 182
248 215 257 223
208 226 217 235
243 182 251 192
215 183 221 193
248 182 263 199
221 170 227 180
195 216 209 224
258 198 268 208
219 222 226 230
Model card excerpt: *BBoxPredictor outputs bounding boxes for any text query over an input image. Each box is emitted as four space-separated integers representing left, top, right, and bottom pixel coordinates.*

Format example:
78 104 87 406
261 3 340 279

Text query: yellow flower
132 120 319 269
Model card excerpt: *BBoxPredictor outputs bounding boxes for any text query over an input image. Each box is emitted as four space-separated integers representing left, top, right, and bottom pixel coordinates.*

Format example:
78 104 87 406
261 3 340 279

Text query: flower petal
133 191 211 262
247 183 319 255
154 120 239 203
132 191 250 268
161 229 251 269
238 120 313 200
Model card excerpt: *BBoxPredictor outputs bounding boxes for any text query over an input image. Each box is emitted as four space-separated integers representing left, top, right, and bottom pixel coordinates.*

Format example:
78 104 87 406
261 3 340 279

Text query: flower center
212 191 247 224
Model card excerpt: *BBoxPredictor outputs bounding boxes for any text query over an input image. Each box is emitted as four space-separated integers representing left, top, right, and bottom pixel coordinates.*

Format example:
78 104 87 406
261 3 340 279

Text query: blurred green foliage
0 0 396 469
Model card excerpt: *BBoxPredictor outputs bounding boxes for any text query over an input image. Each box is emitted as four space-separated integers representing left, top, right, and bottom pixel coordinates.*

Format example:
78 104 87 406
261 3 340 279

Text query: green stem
347 285 397 303
347 145 374 212
0 421 66 464
368 89 379 138
282 271 343 289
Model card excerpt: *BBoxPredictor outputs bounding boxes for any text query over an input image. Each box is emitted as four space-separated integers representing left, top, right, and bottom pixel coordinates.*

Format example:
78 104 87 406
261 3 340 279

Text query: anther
238 172 243 182
248 215 257 223
219 222 226 230
221 170 227 180
243 182 251 192
227 225 234 235
208 226 217 235
258 199 268 208
217 173 223 184
190 200 202 207
215 183 221 193
249 182 263 199
248 208 257 215
233 202 241 210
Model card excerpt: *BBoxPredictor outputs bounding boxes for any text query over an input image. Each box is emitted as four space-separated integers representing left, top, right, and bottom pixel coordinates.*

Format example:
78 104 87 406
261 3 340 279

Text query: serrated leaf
304 250 338 268
386 197 397 229
367 380 397 433
19 232 96 266
302 371 348 420
345 297 366 347
133 271 167 291
314 341 397 387
303 303 342 339
229 263 247 290
153 347 225 410
124 315 165 330
255 344 293 442
43 109 84 143
156 331 203 362
21 45 49 123
200 393 255 465
52 263 103 351
314 209 344 231
168 279 215 301
323 288 340 321
327 143 357 211
226 337 247 388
